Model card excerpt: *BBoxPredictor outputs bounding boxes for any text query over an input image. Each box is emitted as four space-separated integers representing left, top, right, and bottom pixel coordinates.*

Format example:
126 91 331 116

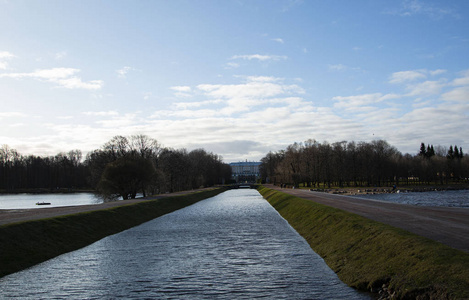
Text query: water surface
353 189 469 207
0 189 370 299
0 193 102 209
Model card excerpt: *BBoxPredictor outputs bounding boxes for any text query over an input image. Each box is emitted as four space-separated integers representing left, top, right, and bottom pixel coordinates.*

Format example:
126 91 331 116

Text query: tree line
0 145 88 191
0 135 232 200
259 139 469 188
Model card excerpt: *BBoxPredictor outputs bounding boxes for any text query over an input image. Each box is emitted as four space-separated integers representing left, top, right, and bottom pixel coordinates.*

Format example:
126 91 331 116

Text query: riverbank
0 187 228 278
258 186 469 299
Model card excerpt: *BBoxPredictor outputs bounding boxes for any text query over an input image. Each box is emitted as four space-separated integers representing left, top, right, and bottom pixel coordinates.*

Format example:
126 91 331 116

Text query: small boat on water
36 202 51 205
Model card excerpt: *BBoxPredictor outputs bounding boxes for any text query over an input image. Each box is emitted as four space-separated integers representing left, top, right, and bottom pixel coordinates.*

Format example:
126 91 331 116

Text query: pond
0 193 102 209
352 189 469 208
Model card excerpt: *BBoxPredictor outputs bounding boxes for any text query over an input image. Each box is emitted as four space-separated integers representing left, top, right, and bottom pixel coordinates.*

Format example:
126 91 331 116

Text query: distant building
229 161 261 183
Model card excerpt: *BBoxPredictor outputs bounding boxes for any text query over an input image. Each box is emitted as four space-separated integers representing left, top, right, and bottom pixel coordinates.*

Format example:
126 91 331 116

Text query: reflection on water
0 193 102 209
353 189 469 207
0 189 370 299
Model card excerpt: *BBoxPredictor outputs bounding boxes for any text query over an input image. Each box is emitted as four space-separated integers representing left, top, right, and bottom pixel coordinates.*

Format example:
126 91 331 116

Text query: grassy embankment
258 186 469 299
0 187 227 278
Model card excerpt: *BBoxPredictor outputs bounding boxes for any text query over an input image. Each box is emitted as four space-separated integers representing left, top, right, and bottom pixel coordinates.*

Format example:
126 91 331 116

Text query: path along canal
0 189 370 299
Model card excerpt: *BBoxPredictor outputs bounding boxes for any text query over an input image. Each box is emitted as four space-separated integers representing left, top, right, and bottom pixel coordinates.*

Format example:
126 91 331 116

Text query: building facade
229 161 261 183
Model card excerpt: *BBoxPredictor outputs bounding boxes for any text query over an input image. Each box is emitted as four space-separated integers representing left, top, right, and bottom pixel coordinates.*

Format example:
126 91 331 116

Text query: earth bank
0 188 228 278
258 186 469 299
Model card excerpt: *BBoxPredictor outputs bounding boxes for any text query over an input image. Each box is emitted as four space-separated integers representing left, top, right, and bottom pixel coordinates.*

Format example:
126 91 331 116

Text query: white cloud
328 64 363 72
57 116 74 120
116 66 133 78
197 81 304 101
430 69 446 76
225 62 239 69
55 77 103 90
0 51 16 69
231 54 288 61
174 99 222 109
387 69 450 98
170 86 192 98
405 80 446 97
245 76 283 82
152 108 219 119
389 69 447 85
441 86 469 102
158 77 304 119
34 68 79 79
333 93 400 110
0 51 15 59
83 111 119 116
150 77 311 147
4 69 468 162
170 86 191 92
389 0 456 19
95 113 138 128
0 68 103 90
389 70 427 83
328 64 347 71
55 51 67 60
452 69 469 86
272 38 284 44
143 92 152 100
0 112 27 118
9 123 25 128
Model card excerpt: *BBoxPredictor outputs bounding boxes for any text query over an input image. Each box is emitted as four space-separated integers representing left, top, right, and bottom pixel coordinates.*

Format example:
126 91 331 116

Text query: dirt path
268 185 469 253
0 189 213 226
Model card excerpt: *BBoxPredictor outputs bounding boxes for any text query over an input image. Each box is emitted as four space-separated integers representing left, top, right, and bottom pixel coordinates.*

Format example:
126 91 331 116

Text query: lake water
352 189 469 208
0 193 102 209
0 189 370 299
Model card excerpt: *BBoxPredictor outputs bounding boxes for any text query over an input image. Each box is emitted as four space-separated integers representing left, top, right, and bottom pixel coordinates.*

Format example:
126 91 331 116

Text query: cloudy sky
1 0 468 162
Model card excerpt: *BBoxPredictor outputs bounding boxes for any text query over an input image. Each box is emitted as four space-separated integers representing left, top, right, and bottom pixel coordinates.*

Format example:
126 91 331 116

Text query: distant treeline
260 139 469 188
0 135 232 199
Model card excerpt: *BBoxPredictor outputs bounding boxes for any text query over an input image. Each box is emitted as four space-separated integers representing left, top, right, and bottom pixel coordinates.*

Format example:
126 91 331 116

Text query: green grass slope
258 186 469 299
0 188 227 278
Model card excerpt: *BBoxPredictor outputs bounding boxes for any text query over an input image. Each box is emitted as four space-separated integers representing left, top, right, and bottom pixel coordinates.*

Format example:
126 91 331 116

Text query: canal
0 189 370 299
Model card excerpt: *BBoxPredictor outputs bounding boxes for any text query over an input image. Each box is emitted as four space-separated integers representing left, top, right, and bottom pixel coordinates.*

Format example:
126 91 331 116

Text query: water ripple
0 189 371 299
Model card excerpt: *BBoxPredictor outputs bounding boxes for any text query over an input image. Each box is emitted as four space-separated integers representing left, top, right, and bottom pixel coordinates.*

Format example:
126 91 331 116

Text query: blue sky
1 0 468 162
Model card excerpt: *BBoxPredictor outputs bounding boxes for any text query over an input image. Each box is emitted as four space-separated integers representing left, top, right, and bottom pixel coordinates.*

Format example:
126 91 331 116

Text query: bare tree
129 134 160 158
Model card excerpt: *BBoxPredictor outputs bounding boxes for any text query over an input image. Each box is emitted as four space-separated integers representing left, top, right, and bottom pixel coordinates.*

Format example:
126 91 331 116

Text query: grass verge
258 186 469 299
0 187 227 279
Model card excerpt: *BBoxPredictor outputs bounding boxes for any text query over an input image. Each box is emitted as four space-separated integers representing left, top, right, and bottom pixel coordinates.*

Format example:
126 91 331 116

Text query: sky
1 0 468 162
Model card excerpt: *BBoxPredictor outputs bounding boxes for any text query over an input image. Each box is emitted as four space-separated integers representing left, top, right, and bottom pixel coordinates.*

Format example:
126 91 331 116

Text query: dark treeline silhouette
1 135 232 200
260 139 469 188
0 145 88 191
86 135 232 200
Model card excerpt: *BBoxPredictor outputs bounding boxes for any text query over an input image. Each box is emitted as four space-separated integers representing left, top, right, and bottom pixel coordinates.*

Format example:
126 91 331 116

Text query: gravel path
268 185 469 253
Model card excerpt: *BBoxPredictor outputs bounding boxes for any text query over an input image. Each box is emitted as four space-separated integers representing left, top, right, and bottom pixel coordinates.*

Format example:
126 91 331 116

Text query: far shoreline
279 183 469 196
0 188 95 195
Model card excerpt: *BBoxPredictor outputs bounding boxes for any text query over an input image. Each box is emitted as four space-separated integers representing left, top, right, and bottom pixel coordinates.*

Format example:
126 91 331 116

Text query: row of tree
86 135 232 200
419 142 464 159
260 139 469 188
0 145 88 191
0 135 232 200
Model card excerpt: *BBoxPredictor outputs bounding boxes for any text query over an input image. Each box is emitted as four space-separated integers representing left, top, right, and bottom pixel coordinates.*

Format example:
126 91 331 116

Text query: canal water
0 189 370 299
